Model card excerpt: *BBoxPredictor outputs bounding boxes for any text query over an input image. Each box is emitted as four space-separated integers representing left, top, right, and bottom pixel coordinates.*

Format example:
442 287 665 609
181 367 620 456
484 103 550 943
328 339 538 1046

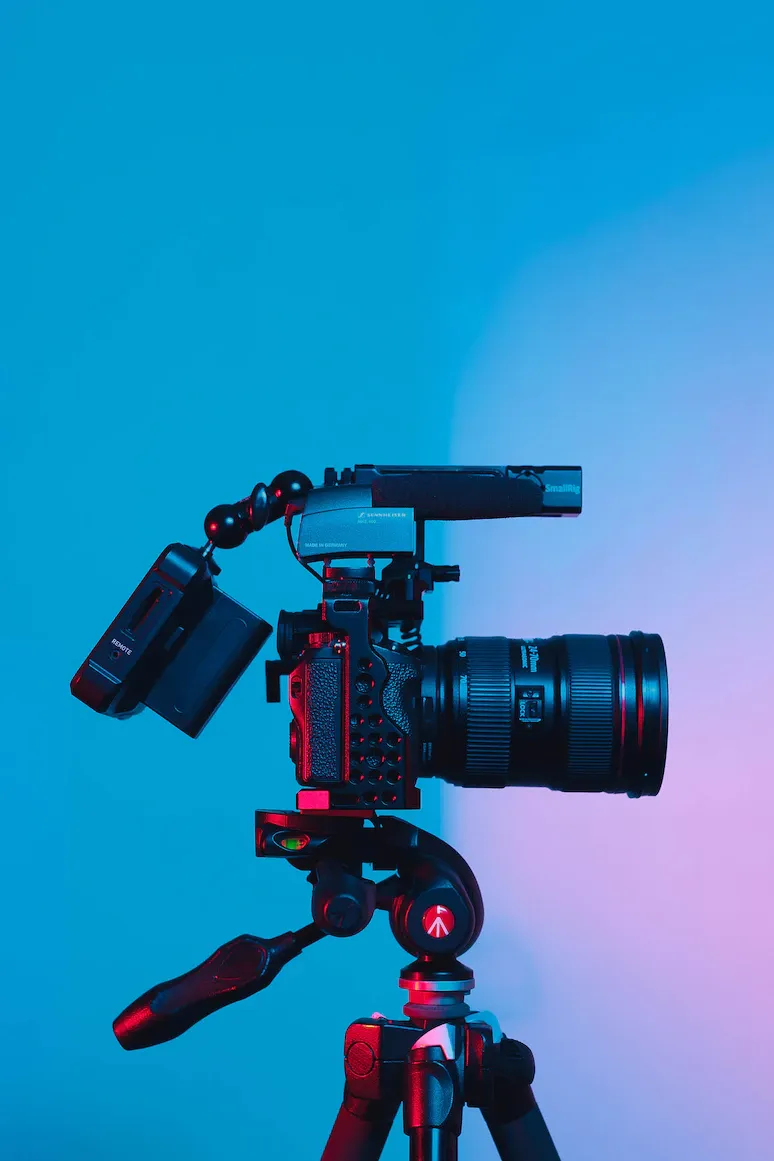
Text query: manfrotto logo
545 484 580 494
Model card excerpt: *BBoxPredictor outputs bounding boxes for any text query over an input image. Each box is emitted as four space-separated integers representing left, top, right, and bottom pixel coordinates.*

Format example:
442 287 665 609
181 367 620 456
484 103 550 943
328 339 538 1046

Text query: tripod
113 810 562 1160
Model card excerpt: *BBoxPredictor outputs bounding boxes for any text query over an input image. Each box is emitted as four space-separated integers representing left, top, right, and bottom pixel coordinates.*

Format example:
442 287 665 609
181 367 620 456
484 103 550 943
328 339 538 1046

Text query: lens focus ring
563 635 615 776
462 637 512 776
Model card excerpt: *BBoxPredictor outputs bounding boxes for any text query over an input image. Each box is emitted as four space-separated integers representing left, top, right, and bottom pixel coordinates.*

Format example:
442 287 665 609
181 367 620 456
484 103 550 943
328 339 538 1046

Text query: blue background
2 3 773 1158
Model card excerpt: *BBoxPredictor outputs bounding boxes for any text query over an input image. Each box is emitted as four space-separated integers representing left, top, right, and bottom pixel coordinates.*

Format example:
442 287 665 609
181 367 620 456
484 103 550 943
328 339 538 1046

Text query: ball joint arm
203 469 314 550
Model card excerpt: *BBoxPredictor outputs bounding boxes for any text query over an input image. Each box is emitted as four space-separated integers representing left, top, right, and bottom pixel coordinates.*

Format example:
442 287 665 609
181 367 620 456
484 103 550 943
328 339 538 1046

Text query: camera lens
420 633 668 797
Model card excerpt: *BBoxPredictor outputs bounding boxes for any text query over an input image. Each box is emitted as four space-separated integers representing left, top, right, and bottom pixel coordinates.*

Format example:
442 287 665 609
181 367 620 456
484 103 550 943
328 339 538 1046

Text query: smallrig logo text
545 484 580 494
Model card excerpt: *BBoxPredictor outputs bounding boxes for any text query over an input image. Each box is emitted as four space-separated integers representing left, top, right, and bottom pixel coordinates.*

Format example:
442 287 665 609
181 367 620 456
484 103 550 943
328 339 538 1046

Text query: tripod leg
320 1086 400 1161
480 1038 561 1161
321 1018 412 1161
482 1105 561 1161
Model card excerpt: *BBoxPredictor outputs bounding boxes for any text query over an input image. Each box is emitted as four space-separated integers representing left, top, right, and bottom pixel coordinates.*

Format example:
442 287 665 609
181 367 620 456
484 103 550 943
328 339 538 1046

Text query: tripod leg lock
404 1042 464 1133
342 1018 419 1107
464 1023 536 1117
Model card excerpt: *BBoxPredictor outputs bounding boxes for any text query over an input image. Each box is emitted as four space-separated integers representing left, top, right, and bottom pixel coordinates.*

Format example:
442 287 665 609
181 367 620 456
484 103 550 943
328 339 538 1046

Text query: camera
71 464 668 811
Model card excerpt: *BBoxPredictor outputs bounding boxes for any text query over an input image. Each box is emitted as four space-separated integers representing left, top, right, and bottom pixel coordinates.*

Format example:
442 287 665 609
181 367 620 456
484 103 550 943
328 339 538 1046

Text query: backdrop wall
1 4 772 1159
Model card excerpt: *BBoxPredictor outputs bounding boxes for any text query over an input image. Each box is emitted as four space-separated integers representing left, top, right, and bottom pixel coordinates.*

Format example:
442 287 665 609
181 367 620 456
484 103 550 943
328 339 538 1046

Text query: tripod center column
399 958 475 1022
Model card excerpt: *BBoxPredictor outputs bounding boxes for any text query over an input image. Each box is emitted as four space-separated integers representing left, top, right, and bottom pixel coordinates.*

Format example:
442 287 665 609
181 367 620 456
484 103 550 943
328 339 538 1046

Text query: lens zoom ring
564 635 614 774
463 637 512 775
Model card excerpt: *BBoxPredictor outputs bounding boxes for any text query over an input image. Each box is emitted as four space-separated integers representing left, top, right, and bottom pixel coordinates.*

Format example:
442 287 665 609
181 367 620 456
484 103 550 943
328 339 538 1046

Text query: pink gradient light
443 154 774 1159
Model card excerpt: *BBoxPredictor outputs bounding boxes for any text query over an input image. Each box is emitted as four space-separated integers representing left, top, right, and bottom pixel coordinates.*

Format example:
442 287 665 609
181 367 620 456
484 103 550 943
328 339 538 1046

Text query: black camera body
270 568 425 811
71 464 667 813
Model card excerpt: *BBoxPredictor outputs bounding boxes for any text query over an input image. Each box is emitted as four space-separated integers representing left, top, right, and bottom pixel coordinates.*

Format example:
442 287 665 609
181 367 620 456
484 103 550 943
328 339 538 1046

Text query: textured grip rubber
113 931 300 1050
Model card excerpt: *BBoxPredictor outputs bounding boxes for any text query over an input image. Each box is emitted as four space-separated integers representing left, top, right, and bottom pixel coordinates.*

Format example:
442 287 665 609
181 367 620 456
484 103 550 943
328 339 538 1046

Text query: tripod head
113 811 483 1049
